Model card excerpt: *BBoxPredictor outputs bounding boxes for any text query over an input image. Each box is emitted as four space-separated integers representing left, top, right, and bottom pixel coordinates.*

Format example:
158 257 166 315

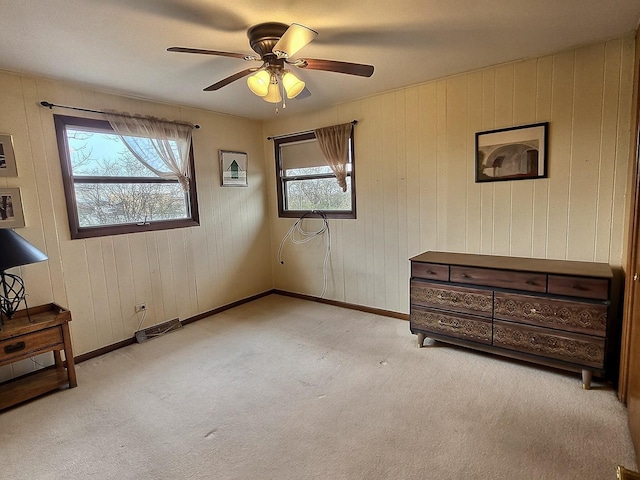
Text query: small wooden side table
0 303 77 410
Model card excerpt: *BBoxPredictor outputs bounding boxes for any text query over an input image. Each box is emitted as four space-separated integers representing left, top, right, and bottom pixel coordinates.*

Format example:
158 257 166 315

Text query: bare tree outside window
285 167 352 211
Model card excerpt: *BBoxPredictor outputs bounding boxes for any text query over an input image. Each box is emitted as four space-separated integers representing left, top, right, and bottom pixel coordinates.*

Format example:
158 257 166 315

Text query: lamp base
0 272 28 326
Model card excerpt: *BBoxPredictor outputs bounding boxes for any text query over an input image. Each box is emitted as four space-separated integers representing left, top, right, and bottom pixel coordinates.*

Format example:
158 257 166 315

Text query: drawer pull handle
525 280 538 286
572 285 589 291
426 271 436 275
4 341 26 354
460 274 470 279
438 320 462 329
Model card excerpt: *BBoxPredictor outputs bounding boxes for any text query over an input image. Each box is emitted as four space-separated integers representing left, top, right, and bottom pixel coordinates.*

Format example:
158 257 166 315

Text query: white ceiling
0 0 639 121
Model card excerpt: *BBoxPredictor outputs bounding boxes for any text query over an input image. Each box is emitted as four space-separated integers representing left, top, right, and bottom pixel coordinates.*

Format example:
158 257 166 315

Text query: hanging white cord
277 212 331 297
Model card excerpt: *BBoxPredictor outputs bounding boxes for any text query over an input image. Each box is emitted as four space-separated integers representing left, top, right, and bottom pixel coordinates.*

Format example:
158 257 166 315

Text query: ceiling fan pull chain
281 75 287 110
274 72 285 114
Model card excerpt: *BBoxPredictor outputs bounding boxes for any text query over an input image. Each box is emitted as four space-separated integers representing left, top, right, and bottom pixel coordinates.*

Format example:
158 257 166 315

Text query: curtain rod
39 101 201 129
267 120 357 141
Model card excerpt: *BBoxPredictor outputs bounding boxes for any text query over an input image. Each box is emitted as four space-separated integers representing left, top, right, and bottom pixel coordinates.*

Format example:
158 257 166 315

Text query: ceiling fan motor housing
247 22 289 58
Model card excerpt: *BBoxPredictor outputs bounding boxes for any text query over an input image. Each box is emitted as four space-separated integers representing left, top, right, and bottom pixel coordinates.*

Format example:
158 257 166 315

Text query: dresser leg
581 369 592 390
417 333 426 348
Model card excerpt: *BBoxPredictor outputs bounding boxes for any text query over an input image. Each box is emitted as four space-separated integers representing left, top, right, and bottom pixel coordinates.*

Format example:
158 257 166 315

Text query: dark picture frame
219 150 248 187
475 122 548 183
0 134 18 177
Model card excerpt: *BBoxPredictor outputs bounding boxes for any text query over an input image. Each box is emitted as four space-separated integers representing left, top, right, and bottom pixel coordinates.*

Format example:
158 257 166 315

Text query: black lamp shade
0 229 48 271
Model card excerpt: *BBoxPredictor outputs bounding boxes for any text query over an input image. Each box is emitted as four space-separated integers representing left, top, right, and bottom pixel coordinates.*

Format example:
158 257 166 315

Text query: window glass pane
74 182 188 227
66 128 160 178
285 177 352 211
285 164 353 177
285 165 333 176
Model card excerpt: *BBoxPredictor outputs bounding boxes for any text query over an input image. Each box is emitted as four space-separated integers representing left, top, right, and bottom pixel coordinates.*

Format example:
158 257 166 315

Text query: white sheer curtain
105 112 194 191
314 123 352 192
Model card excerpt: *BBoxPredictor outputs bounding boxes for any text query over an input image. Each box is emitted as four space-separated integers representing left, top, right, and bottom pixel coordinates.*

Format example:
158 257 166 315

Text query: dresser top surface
410 251 613 278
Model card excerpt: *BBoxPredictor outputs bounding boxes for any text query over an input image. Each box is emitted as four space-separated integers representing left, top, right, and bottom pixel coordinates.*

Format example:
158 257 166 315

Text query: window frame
274 131 357 219
54 114 199 239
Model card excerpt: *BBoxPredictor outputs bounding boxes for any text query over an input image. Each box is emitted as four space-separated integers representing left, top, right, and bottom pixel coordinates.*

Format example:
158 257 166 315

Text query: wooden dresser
409 251 615 389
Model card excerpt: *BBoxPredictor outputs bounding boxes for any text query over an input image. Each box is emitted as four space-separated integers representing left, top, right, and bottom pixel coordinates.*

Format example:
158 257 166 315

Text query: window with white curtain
54 115 199 239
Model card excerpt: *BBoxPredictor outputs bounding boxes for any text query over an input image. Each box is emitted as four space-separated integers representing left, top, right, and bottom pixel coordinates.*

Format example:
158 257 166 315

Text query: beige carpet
0 294 637 479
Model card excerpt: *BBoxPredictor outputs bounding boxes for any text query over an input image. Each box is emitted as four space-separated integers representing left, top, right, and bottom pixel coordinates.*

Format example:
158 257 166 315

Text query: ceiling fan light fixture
262 80 282 103
281 71 305 99
247 69 271 97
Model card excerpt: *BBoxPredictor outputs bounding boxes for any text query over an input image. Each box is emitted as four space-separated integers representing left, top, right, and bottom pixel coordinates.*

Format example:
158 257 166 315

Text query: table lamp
0 229 48 325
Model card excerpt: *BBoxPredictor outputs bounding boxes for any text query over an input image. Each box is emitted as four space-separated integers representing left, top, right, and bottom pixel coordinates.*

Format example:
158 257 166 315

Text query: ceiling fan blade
295 87 312 100
204 68 259 91
168 47 256 60
296 58 374 77
273 23 318 58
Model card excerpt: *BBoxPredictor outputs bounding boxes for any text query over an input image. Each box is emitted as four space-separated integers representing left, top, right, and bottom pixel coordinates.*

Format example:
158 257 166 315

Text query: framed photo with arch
475 122 548 183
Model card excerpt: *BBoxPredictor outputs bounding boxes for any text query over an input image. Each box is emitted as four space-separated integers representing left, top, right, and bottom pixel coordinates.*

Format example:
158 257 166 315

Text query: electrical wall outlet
135 303 147 313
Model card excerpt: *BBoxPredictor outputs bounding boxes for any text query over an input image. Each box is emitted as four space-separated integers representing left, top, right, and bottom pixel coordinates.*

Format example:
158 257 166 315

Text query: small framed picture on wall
219 150 248 187
0 187 25 228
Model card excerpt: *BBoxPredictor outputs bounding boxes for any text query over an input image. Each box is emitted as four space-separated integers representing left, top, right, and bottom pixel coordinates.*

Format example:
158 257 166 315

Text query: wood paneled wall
0 72 272 381
0 34 635 382
264 35 636 314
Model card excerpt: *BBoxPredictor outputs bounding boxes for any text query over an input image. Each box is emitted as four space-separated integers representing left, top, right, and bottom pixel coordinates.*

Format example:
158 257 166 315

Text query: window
54 115 199 239
274 130 356 219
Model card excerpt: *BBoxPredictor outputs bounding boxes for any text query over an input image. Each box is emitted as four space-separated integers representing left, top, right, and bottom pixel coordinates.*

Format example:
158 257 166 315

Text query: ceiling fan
168 22 374 104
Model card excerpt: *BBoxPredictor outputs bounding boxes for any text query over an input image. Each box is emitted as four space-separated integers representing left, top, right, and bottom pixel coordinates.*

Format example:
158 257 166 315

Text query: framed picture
219 150 248 187
0 134 18 177
475 122 548 183
0 187 25 228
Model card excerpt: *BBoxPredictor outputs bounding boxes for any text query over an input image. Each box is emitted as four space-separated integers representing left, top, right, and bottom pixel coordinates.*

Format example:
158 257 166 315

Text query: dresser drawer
493 320 605 368
494 292 607 336
450 266 546 293
411 306 492 345
410 280 493 317
0 326 63 366
411 262 449 281
547 275 609 300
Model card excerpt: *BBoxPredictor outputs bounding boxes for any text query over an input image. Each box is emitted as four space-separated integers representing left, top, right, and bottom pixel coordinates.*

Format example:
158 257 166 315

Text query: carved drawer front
450 266 546 293
411 306 492 345
411 262 449 282
493 320 605 368
410 281 492 316
0 326 63 366
547 275 609 300
494 292 607 336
